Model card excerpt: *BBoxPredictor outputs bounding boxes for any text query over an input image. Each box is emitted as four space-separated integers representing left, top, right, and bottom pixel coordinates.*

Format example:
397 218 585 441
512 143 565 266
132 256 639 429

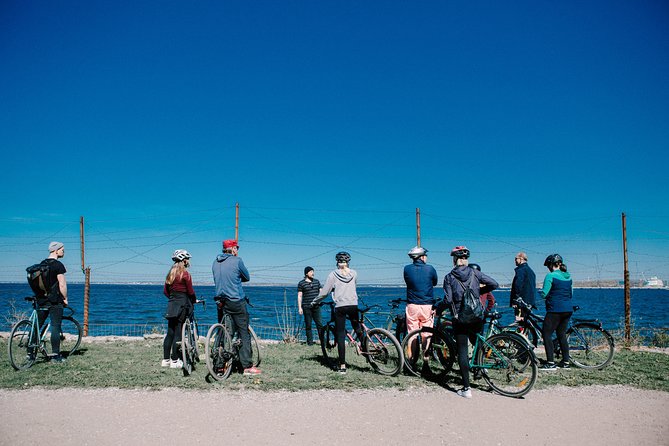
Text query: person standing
510 252 537 321
403 246 438 365
312 251 363 374
469 263 496 312
162 249 196 369
441 246 499 398
297 266 323 346
212 239 261 376
35 242 68 363
540 254 573 371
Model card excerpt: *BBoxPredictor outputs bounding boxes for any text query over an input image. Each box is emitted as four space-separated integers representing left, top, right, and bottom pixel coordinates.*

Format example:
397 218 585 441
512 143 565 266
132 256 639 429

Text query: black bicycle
205 308 261 381
383 298 408 343
508 298 615 369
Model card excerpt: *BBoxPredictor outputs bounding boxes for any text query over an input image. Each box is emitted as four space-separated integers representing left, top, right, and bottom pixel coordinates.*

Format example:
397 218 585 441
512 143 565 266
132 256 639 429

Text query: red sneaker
243 366 261 376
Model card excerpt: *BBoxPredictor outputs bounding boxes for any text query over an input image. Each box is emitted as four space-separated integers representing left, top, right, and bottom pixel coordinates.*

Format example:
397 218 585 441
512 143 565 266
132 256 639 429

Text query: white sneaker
170 359 183 369
457 387 472 399
161 359 171 367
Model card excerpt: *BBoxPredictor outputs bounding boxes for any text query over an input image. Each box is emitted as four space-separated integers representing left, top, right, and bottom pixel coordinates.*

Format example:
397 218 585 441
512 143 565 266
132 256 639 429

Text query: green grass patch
0 339 667 392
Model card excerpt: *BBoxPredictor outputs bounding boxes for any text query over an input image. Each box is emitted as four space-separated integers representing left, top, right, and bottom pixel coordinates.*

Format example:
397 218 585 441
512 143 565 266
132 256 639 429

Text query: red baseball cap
223 239 238 249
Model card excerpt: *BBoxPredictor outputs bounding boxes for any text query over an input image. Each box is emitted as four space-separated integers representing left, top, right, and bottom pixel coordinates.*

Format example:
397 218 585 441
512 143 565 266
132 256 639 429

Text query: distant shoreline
0 281 667 290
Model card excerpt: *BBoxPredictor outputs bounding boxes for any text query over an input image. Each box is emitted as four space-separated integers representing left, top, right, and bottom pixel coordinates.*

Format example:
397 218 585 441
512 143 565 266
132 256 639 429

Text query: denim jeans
301 304 324 345
37 304 64 355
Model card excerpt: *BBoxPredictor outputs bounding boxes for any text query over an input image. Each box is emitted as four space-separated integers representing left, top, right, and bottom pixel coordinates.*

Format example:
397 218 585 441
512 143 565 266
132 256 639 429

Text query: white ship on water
644 276 664 288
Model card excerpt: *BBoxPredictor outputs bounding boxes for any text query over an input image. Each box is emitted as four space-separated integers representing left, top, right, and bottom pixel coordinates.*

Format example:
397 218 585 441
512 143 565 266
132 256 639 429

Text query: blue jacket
510 262 537 307
403 259 438 305
541 270 573 313
212 253 250 300
440 265 499 317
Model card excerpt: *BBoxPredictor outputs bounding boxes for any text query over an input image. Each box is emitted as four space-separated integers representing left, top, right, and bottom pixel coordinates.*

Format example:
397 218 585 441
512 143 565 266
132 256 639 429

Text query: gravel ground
0 385 667 446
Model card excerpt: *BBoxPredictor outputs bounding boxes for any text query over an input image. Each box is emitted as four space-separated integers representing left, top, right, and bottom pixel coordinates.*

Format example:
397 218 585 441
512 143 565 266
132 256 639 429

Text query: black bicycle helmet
335 251 351 264
450 246 470 259
469 263 481 271
544 253 563 267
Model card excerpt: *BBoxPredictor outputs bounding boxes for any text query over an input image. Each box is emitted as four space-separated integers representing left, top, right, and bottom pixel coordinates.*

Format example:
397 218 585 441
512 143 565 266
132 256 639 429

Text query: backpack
26 260 60 304
453 274 484 324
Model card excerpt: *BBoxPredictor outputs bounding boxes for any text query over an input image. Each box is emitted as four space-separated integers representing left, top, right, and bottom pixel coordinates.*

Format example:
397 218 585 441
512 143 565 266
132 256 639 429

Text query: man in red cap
212 239 260 376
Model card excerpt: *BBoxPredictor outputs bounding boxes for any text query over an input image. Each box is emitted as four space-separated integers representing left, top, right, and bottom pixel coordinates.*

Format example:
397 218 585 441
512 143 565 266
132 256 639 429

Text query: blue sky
1 1 668 285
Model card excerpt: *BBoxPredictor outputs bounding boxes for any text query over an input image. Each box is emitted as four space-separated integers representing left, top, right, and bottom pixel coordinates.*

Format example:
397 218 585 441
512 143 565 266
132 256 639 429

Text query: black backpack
26 260 60 303
453 274 484 324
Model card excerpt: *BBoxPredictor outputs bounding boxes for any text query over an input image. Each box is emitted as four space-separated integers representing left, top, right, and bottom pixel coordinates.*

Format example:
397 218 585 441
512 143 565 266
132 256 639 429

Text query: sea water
1 283 667 339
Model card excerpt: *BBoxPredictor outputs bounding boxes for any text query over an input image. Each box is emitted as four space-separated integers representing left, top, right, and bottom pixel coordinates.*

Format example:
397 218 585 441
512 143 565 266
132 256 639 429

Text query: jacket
313 268 358 308
540 270 573 313
510 262 537 307
212 253 250 301
441 265 499 317
404 259 438 305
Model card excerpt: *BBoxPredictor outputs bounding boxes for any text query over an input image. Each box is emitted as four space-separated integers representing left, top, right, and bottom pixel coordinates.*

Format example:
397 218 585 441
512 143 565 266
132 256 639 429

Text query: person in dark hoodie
539 254 573 371
441 246 499 399
311 251 363 374
212 239 260 376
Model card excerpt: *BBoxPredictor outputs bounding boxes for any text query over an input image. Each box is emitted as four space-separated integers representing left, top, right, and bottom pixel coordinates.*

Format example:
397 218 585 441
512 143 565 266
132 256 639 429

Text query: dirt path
0 385 667 445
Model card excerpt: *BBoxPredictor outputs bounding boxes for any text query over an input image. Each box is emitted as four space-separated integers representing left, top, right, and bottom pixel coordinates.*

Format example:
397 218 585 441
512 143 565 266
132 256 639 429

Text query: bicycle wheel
8 320 38 371
249 326 262 367
567 323 615 369
365 328 403 376
59 317 82 357
320 324 338 369
402 327 456 379
476 333 537 398
205 323 233 381
181 321 195 376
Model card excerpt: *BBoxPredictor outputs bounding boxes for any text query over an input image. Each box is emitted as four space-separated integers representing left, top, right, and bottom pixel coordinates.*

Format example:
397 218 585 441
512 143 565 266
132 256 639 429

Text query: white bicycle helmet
408 246 428 259
172 249 192 262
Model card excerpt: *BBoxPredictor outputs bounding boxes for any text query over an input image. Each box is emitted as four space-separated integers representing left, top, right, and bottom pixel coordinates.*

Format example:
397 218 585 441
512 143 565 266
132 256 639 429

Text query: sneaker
337 366 347 375
456 387 472 399
243 366 262 376
51 355 66 364
539 362 557 371
161 359 171 367
170 359 183 369
557 361 571 369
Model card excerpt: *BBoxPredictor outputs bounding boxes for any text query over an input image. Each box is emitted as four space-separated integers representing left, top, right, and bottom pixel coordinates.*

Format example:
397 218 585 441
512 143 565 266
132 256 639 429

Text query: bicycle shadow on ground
63 348 88 358
304 354 374 374
416 370 513 399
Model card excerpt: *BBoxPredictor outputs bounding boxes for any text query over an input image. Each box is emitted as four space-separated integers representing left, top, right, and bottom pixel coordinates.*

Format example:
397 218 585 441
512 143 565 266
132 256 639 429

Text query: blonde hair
165 260 189 285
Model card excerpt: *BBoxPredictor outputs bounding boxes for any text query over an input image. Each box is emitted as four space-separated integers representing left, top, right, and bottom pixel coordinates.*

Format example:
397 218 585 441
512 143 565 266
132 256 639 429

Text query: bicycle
382 298 408 343
180 299 205 376
8 296 83 370
507 298 615 369
318 301 404 376
205 302 261 381
402 310 536 398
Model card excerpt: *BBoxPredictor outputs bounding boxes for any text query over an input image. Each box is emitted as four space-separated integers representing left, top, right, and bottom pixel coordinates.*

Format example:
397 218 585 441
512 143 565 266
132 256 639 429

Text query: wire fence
1 206 668 286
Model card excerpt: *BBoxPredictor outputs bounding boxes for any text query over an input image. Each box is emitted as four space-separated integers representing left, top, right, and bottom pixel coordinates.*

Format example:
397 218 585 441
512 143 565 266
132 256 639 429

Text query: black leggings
335 305 364 367
542 312 572 363
163 318 183 360
453 320 485 389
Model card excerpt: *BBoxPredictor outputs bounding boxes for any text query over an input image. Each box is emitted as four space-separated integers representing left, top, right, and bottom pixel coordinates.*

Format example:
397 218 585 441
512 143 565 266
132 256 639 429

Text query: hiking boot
170 359 183 369
539 362 557 371
557 361 571 369
456 387 472 399
161 359 171 367
243 366 262 376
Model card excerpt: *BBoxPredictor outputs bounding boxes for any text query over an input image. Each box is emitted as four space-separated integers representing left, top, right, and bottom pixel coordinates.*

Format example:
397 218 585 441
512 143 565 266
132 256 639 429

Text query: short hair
516 252 528 261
